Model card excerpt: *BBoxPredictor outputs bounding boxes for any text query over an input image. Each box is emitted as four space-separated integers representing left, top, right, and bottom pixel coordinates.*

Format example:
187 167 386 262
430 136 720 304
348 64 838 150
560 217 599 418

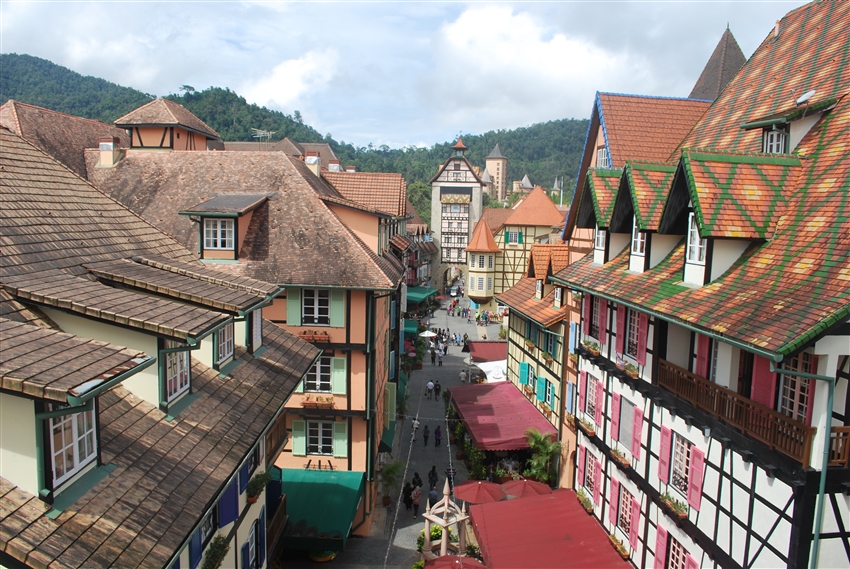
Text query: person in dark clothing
428 465 438 490
434 381 442 399
403 482 414 511
434 426 442 447
412 472 423 488
428 488 440 509
412 485 421 518
423 425 430 446
430 349 436 365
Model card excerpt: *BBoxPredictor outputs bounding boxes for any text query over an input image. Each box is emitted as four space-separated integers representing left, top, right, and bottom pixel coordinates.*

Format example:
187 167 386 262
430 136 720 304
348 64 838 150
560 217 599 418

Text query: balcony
657 359 815 468
829 427 850 468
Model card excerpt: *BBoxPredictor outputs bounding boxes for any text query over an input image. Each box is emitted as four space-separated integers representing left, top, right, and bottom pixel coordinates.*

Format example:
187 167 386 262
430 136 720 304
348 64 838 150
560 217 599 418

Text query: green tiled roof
587 168 623 227
624 162 676 231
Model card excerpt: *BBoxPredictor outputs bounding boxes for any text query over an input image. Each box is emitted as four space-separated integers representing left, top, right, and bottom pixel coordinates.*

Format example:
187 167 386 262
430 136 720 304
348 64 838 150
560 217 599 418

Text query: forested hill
1 53 589 222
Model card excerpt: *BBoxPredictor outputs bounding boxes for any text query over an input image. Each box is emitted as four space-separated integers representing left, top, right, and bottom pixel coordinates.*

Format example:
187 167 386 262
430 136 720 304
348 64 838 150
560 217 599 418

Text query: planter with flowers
246 471 272 503
609 534 630 559
578 419 596 437
625 363 639 379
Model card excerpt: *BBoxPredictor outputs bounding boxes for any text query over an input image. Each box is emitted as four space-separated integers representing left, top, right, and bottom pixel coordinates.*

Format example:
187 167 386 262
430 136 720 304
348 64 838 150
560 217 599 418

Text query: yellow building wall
0 393 38 495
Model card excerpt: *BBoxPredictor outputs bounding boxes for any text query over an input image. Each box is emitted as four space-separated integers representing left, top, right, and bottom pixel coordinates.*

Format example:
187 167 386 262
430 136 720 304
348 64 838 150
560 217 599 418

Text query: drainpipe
770 362 836 569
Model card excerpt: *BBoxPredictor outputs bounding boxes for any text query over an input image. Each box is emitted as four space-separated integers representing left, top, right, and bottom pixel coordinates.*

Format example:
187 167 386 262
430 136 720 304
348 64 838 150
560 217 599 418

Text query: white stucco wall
649 234 682 269
710 239 750 281
0 393 38 495
666 323 691 369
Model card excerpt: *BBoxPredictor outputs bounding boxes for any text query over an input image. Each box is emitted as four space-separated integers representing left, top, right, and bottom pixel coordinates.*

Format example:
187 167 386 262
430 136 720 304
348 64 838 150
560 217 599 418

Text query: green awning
404 319 420 337
407 286 438 304
278 469 365 552
397 371 409 402
379 419 397 453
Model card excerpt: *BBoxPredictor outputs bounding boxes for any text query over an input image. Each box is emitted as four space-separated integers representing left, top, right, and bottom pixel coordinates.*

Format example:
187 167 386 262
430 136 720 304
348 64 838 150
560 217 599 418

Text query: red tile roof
624 162 677 231
689 27 747 101
321 171 406 217
466 219 500 253
504 186 565 227
479 208 513 235
495 278 568 328
114 98 220 139
586 168 622 227
530 244 571 277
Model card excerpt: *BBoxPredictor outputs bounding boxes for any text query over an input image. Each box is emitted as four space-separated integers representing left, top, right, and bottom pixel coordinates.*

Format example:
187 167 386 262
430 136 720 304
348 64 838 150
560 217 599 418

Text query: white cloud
239 49 339 114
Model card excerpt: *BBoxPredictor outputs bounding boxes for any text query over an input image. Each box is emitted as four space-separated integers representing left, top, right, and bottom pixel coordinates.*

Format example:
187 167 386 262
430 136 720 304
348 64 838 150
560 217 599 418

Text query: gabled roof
0 100 130 178
487 143 505 159
530 244 571 278
389 234 412 252
495 278 567 328
689 27 747 101
503 186 565 227
322 171 407 217
181 194 268 216
466 220 500 253
115 98 220 139
480 208 513 235
429 154 484 184
621 162 677 231
584 168 623 228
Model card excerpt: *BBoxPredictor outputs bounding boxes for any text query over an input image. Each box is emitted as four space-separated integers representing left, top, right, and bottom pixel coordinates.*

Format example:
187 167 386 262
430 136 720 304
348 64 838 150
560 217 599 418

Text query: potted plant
584 341 601 356
609 534 630 559
625 363 639 379
569 352 579 364
573 291 583 302
523 428 562 484
200 535 230 569
539 401 552 419
578 419 596 437
542 352 554 364
299 330 316 342
380 460 404 506
660 492 688 519
315 330 330 342
610 448 630 468
246 471 272 503
494 467 512 484
524 338 536 349
577 489 593 513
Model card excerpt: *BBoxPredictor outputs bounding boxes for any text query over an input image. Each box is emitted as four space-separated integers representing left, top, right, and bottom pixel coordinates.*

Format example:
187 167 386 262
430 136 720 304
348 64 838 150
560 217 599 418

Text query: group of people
420 424 442 446
402 466 455 518
425 380 442 400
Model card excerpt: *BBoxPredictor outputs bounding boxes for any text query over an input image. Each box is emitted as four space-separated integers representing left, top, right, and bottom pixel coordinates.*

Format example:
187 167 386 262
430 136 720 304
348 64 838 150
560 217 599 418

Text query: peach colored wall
349 351 367 410
328 205 379 253
569 228 594 260
204 249 235 260
264 298 287 321
237 210 254 254
350 291 367 344
274 415 352 471
133 126 169 148
590 125 605 166
173 127 189 150
373 295 390 437
350 418 368 472
351 480 377 536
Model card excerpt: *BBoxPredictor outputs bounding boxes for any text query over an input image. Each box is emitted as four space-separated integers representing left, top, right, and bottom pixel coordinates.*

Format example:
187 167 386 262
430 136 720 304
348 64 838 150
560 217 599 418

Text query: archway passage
442 267 464 295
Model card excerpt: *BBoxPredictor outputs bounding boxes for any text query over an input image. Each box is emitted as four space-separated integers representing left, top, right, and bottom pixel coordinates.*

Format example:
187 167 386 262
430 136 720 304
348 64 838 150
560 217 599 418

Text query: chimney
328 159 341 172
98 136 121 167
346 165 356 173
304 151 320 176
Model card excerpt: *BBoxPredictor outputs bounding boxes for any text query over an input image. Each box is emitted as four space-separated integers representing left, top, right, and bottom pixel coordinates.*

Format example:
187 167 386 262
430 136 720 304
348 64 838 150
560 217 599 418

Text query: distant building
484 143 509 201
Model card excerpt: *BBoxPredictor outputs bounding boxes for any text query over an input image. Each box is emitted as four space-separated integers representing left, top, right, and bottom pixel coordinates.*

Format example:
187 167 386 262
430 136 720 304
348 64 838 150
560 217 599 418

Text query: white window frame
217 322 234 364
671 434 693 495
584 453 597 494
630 215 646 256
626 309 640 359
303 289 330 326
545 380 554 407
779 352 815 423
508 231 519 244
590 296 601 339
594 225 606 251
306 355 333 392
585 375 597 417
686 213 706 265
49 406 97 486
203 218 234 250
478 277 484 290
247 519 258 568
618 485 634 535
200 507 217 545
763 128 788 154
488 255 494 269
668 535 690 569
307 420 334 455
165 347 190 402
478 255 485 269
554 287 562 305
536 279 543 294
619 398 635 448
487 277 492 291
597 147 610 168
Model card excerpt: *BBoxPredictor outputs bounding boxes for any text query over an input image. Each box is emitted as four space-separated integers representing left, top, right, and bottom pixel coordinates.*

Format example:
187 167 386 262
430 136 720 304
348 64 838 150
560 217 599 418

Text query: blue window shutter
567 382 574 414
536 375 546 402
292 420 306 456
219 478 239 527
240 461 250 493
287 288 302 326
330 290 345 327
519 362 529 385
174 557 181 569
259 507 266 567
241 542 249 569
570 322 577 354
189 529 202 569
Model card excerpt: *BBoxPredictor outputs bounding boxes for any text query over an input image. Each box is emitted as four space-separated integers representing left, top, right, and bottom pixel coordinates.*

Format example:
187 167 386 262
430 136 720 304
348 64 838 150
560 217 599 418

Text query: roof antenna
251 128 275 151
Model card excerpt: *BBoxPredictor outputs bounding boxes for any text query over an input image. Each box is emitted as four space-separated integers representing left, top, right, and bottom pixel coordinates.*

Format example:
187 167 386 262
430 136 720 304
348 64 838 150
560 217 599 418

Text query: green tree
524 428 562 484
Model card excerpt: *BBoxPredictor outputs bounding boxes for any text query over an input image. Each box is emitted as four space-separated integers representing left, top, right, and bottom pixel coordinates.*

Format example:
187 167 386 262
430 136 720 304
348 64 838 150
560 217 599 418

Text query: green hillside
1 53 588 224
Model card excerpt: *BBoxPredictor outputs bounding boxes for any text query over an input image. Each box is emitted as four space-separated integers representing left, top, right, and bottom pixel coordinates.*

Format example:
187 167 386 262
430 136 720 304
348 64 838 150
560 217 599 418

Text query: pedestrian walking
412 417 420 433
434 426 442 447
403 482 413 511
430 349 436 366
438 351 443 367
428 465 438 489
459 370 468 384
434 380 442 399
412 485 421 518
426 381 434 399
412 472 423 488
423 425 430 446
429 487 440 509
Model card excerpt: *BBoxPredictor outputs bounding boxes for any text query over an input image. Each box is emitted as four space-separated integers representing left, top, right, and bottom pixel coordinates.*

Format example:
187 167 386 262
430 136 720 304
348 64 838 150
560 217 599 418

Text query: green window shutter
287 288 302 326
536 374 546 401
330 290 345 327
333 421 348 458
504 231 509 244
295 375 304 393
292 420 306 456
518 231 524 244
331 357 347 395
387 383 397 424
519 361 529 385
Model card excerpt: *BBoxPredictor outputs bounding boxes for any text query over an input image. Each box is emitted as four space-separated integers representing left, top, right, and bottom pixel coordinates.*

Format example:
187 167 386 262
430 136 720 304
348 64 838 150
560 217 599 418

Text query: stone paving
275 298 501 569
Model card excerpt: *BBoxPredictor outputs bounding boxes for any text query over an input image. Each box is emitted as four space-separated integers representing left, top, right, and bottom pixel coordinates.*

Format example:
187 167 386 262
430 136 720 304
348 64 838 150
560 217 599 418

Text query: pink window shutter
751 355 777 408
695 334 710 378
598 299 608 345
616 305 626 356
687 447 705 511
632 408 643 459
805 356 819 426
637 313 649 366
579 371 587 412
577 446 586 486
611 393 621 441
654 526 668 569
685 555 699 569
608 477 619 525
658 426 672 484
595 379 604 427
593 459 602 505
583 295 592 335
629 498 640 548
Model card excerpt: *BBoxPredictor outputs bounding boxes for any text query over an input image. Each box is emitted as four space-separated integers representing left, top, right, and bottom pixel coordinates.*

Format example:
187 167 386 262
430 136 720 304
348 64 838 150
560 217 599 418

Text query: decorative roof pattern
0 319 150 403
688 27 747 101
587 168 623 227
114 98 220 139
624 162 677 231
322 171 407 217
677 0 850 155
0 100 130 179
683 150 801 239
495 278 567 328
466 220 500 253
504 186 565 228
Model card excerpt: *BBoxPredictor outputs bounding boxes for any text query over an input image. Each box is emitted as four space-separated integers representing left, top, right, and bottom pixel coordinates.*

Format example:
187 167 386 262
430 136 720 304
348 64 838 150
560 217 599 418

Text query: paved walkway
276 299 501 569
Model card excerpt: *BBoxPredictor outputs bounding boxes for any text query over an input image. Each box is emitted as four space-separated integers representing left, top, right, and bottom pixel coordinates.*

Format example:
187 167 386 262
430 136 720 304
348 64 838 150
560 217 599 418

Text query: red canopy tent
466 340 507 363
448 383 556 451
470 490 627 568
424 556 487 569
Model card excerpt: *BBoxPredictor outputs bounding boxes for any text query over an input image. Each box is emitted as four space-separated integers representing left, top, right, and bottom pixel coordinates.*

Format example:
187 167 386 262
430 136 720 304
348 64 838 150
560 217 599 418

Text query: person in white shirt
459 370 468 384
426 381 435 399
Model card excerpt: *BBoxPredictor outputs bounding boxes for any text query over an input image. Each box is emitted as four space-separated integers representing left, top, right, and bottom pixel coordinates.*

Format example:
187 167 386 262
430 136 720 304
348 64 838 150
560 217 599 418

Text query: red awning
467 341 507 363
448 383 556 451
470 490 627 568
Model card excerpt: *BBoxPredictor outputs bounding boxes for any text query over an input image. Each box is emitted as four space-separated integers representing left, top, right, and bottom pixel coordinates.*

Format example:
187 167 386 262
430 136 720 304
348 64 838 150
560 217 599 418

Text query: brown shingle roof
114 98 219 139
466 219 500 253
322 171 407 217
688 27 747 101
480 208 513 235
0 100 130 179
504 186 565 227
181 194 268 215
0 318 151 403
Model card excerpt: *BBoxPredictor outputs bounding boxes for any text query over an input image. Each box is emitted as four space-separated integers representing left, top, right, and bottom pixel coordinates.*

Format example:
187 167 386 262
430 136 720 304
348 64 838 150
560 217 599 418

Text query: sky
0 1 808 148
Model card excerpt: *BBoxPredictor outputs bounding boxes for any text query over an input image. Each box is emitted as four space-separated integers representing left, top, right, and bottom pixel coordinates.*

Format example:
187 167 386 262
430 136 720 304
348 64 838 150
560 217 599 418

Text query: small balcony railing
657 359 815 468
267 493 287 557
829 427 850 468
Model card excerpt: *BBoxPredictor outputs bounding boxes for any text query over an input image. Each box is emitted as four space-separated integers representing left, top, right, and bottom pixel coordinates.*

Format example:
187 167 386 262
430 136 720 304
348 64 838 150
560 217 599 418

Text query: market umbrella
500 479 552 500
453 480 505 504
424 556 487 569
420 330 437 337
436 295 448 301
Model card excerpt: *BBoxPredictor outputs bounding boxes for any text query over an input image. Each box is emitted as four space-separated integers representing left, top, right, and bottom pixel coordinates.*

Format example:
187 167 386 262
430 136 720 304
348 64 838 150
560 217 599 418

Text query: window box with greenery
542 352 554 364
609 534 630 559
302 395 334 409
625 363 639 379
577 489 593 513
539 401 552 419
246 471 272 503
200 535 230 569
578 419 596 437
582 340 600 356
524 338 537 350
660 492 688 519
569 352 579 365
610 448 630 469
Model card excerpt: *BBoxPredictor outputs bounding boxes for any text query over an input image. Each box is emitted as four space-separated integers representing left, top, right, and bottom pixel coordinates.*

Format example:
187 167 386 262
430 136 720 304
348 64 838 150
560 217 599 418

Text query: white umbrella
419 330 437 337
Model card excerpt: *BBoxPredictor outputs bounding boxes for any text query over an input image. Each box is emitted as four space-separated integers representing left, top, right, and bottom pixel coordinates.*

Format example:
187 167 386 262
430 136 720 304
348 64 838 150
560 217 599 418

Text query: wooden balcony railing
829 427 850 468
267 493 287 557
657 359 816 469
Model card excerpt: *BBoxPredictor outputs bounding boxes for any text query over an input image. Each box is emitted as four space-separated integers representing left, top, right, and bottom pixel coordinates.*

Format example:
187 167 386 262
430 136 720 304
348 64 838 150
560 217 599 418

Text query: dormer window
165 343 190 402
686 213 706 265
763 127 788 154
535 279 543 299
594 225 607 251
204 219 234 250
630 216 646 256
49 405 97 487
217 322 235 365
553 287 563 308
597 147 610 168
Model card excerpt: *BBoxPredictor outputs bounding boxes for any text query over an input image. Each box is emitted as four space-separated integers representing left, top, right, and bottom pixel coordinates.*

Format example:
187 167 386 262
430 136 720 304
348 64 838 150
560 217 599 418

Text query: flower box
610 451 630 469
303 398 334 409
299 330 330 343
609 535 630 559
523 384 534 396
659 493 688 519
578 420 596 437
